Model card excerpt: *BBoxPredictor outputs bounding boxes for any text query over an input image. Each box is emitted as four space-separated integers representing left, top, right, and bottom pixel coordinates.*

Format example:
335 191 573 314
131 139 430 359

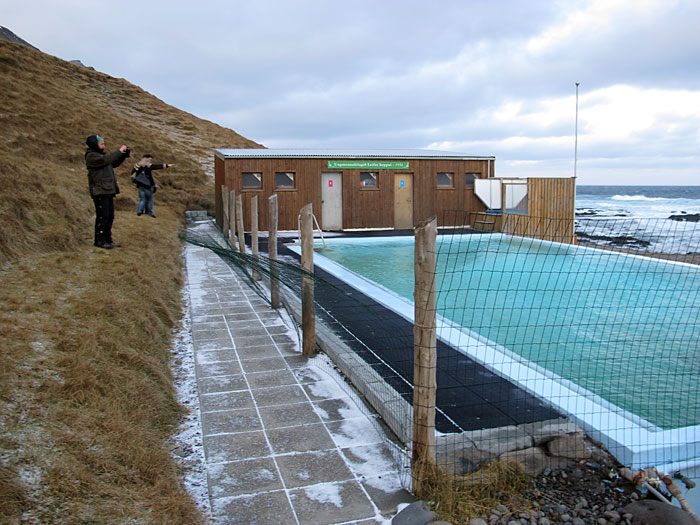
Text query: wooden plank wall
214 155 225 227
503 177 576 243
214 156 494 231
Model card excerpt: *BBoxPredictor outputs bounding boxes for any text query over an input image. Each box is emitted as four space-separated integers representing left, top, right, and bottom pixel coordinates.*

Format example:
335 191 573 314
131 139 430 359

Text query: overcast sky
3 0 699 185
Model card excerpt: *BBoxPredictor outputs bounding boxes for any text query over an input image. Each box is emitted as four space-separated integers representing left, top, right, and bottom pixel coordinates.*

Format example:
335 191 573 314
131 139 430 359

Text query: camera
124 147 131 158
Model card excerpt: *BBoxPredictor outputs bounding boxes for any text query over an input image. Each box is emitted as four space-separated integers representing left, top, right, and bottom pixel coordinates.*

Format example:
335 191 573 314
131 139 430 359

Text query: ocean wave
611 194 668 202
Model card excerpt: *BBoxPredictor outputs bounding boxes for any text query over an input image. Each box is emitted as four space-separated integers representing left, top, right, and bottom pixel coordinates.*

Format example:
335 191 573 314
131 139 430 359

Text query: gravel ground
468 458 692 525
472 459 684 525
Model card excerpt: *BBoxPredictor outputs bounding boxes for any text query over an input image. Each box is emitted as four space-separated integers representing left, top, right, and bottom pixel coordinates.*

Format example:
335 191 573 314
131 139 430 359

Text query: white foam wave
611 194 668 202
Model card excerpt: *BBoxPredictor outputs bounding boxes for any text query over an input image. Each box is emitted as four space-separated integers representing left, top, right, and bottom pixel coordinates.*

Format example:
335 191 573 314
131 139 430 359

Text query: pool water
315 234 700 431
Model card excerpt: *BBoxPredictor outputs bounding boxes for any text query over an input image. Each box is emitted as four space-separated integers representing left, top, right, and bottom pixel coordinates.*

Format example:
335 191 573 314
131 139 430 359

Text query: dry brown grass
0 39 261 523
413 459 531 524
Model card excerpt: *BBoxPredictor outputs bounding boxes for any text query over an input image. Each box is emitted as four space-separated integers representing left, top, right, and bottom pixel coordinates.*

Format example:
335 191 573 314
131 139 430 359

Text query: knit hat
85 135 104 151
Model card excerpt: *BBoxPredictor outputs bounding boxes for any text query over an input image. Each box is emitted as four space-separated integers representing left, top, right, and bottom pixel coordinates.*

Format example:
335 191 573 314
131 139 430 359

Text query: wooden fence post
269 195 280 308
412 216 437 492
221 184 229 238
229 189 237 250
236 194 246 254
300 203 316 357
251 196 260 281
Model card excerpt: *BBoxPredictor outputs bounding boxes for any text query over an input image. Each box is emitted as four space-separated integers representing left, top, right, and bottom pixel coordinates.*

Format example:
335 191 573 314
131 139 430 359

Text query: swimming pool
293 233 700 469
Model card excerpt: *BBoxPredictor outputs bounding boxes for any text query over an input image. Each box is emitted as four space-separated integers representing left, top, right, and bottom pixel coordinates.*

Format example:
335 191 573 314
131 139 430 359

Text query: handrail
297 212 326 248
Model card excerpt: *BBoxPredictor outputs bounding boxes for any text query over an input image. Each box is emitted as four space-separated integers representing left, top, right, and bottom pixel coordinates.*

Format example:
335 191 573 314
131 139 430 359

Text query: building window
242 172 262 189
437 172 454 188
275 172 295 189
465 173 479 187
360 172 378 189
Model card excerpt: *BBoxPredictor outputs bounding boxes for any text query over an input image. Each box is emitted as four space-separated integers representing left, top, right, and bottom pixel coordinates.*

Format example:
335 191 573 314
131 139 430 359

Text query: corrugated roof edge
214 148 495 160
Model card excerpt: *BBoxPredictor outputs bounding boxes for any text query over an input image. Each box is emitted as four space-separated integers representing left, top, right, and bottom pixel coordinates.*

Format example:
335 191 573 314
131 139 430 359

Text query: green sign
327 160 409 170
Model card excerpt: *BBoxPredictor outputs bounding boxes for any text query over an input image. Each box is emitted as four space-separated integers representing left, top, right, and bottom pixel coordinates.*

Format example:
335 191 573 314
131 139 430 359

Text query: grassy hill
0 39 261 523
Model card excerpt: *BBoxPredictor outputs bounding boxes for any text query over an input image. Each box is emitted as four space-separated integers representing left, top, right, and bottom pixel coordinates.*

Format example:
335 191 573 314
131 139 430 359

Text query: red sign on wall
329 180 334 187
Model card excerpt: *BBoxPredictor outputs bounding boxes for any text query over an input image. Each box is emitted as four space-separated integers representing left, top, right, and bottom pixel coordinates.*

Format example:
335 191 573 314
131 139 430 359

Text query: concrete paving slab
212 491 296 525
207 457 282 498
252 384 308 407
288 481 376 524
240 356 289 373
197 360 241 378
200 390 255 412
235 344 283 360
201 408 262 436
203 431 270 463
276 450 354 489
258 402 322 429
246 369 298 389
198 374 248 395
266 423 337 455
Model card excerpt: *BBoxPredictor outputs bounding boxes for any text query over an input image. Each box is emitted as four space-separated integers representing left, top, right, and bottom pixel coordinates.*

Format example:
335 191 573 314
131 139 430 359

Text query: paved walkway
184 221 413 524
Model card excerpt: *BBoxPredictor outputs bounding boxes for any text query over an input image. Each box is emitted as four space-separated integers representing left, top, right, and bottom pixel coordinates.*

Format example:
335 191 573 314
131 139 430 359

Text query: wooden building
214 148 496 231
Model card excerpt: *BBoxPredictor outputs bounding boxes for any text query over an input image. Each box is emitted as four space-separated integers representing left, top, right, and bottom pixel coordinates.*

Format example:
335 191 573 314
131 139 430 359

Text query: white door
321 172 342 230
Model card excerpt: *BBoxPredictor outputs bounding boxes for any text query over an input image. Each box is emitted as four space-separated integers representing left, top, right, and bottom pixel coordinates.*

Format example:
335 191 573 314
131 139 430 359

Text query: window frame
241 171 263 191
359 171 379 190
436 172 455 189
464 172 480 188
274 171 296 191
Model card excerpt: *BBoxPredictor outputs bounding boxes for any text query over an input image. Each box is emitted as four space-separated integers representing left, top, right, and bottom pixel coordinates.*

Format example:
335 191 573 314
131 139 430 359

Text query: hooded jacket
84 135 128 197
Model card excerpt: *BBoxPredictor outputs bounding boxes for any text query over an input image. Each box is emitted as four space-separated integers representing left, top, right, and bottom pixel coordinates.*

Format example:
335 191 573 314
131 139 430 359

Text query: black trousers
92 194 115 246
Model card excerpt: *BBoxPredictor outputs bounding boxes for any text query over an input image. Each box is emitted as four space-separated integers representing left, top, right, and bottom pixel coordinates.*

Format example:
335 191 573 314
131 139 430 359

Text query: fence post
251 196 260 281
236 194 246 254
412 216 437 492
229 189 237 250
300 203 316 357
269 195 280 308
221 184 229 238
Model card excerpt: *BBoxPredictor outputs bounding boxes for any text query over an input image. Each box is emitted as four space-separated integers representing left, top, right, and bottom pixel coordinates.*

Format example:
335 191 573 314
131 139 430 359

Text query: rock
435 445 495 475
466 426 534 455
669 213 700 222
546 434 592 460
603 510 620 521
392 500 436 525
523 419 583 446
499 447 548 476
623 499 698 525
469 519 488 525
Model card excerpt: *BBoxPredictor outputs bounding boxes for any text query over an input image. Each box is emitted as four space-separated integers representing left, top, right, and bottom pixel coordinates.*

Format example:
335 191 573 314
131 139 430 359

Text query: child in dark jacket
131 154 173 218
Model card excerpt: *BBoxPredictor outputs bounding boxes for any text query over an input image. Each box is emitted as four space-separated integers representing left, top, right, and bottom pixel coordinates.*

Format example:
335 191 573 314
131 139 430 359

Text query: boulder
546 434 592 460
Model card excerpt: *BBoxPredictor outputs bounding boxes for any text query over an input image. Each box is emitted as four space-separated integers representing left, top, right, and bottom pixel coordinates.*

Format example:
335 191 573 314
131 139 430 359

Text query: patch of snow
302 483 343 508
168 281 211 520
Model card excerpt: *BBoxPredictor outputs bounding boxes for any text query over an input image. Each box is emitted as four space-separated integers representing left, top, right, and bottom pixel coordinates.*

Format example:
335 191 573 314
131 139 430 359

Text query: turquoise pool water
316 234 700 430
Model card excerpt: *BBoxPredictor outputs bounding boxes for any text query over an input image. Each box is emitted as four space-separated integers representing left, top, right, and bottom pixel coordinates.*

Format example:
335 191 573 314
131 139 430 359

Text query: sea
575 186 700 254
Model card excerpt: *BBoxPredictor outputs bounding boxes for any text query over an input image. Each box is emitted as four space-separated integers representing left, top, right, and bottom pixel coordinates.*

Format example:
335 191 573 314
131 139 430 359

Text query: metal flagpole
574 81 580 178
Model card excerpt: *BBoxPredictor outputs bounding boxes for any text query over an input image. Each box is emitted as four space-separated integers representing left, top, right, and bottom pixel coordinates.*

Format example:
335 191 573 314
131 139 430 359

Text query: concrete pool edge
288 241 700 470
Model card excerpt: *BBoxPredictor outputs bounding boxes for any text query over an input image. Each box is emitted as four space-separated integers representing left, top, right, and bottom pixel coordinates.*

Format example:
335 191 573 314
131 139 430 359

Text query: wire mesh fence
186 209 700 511
431 212 700 483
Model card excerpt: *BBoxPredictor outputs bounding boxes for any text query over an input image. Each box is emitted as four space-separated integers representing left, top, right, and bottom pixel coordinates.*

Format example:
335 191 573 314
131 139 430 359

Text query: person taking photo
84 134 130 249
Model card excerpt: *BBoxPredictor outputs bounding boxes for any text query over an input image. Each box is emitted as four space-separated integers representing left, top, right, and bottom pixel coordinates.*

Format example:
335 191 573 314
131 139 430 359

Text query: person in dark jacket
85 135 130 249
131 154 173 218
